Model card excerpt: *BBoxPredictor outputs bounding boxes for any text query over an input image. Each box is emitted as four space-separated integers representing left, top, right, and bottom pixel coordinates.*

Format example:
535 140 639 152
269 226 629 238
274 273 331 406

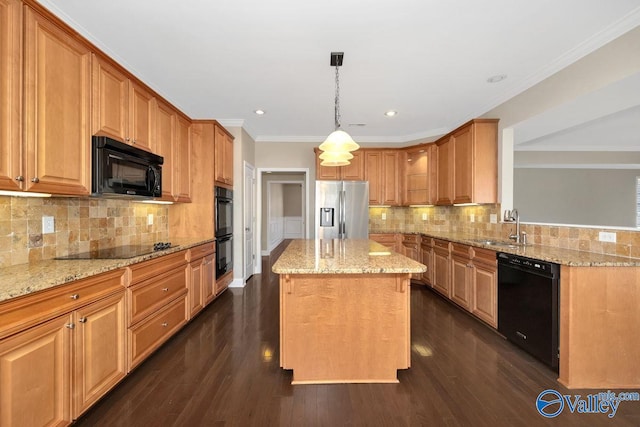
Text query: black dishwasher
497 252 560 371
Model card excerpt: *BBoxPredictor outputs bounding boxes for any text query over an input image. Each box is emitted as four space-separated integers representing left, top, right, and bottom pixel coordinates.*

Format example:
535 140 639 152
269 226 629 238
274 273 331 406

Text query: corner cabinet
365 150 400 206
314 148 365 180
435 119 498 205
23 4 92 195
404 145 435 205
215 124 234 188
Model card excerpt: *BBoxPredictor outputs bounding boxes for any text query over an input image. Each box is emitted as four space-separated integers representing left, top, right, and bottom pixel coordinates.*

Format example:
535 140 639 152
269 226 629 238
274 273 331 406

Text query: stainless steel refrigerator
316 180 369 239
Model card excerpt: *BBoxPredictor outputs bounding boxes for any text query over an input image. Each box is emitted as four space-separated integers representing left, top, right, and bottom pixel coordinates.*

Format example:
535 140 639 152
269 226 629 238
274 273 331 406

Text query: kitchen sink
470 239 524 249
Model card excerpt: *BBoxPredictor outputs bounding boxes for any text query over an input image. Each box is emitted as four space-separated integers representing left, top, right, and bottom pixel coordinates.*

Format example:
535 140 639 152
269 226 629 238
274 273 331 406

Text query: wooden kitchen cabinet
401 234 422 281
450 243 473 310
0 0 22 192
23 4 92 195
188 242 215 318
215 124 234 188
154 99 176 200
432 239 451 297
404 145 435 205
435 119 498 205
314 148 365 180
173 114 192 202
470 247 498 327
215 270 233 295
0 268 127 426
420 237 433 286
365 150 400 206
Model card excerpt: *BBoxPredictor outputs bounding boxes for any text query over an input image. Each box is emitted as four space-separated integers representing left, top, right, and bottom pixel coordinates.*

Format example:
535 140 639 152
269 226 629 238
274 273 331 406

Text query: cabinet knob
466 264 473 268
79 317 87 323
161 322 168 327
31 177 39 183
70 294 79 300
161 287 169 292
15 175 24 182
66 323 75 329
125 137 131 142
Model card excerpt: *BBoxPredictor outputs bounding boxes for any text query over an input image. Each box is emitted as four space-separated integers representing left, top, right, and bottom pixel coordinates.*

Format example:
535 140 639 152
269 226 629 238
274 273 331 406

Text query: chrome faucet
506 209 523 244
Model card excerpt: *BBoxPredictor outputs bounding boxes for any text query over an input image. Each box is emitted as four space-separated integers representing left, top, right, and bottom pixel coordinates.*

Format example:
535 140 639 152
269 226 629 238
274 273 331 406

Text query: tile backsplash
0 196 168 268
370 205 640 259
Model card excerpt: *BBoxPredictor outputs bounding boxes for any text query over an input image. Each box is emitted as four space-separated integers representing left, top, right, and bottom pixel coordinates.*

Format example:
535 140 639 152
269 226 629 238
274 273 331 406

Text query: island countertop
272 239 427 275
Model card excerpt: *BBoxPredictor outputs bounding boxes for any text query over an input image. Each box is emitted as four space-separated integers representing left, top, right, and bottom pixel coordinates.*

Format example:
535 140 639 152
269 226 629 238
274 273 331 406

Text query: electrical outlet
381 212 387 221
422 213 428 221
147 213 154 226
599 231 616 243
470 214 475 223
42 216 55 234
490 214 497 224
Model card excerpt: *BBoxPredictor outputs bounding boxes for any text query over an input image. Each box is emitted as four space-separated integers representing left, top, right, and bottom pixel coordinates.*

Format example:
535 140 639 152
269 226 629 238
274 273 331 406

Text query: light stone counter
0 237 214 302
271 239 426 275
371 230 640 267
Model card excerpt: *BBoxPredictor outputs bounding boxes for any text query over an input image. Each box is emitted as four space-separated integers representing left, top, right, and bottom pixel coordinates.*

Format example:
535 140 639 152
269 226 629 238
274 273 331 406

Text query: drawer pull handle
70 294 79 300
161 322 168 327
31 177 39 183
66 323 75 329
79 317 87 323
162 287 169 292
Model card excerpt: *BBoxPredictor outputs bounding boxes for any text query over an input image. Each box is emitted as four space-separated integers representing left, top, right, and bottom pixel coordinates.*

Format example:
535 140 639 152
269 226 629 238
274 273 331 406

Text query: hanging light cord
334 64 341 131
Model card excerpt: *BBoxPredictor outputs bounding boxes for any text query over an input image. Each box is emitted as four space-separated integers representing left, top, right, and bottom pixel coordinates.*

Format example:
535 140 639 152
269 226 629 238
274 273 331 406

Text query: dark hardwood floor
76 243 640 426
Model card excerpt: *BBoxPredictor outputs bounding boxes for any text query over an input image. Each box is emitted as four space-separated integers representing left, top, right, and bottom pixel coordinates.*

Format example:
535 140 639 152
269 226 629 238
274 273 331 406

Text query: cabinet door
24 6 91 196
224 132 234 185
92 55 129 142
73 292 126 418
203 253 215 304
174 115 192 202
340 150 364 180
188 259 204 319
215 125 233 187
315 150 340 180
452 125 473 204
420 243 433 286
0 0 22 192
472 260 497 327
0 314 72 427
435 138 453 205
365 151 382 205
154 100 175 200
382 151 400 205
451 254 472 310
129 80 154 152
405 148 431 205
432 246 450 297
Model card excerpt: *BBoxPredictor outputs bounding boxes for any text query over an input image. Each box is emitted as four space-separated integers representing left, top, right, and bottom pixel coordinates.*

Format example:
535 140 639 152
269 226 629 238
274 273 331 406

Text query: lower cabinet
401 234 422 281
470 247 498 327
0 269 127 426
450 243 472 310
215 270 233 295
187 242 216 319
432 239 451 297
420 237 433 286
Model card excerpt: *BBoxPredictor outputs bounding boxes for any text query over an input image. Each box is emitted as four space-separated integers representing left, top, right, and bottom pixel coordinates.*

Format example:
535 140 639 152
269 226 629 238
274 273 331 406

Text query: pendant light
319 52 359 166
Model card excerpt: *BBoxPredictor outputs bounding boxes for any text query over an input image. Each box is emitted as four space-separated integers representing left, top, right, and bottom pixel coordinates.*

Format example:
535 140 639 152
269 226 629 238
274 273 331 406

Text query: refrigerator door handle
339 190 346 238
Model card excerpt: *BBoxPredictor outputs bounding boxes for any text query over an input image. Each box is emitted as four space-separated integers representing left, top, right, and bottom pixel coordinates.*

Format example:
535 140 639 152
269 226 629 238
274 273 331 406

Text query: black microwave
92 136 163 198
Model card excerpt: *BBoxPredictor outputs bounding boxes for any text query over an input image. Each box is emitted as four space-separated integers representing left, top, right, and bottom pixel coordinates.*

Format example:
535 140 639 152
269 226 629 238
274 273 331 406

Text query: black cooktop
55 242 174 260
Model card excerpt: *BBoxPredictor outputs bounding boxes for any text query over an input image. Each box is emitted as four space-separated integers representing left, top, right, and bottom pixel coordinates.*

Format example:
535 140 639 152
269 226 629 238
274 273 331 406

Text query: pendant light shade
319 52 359 166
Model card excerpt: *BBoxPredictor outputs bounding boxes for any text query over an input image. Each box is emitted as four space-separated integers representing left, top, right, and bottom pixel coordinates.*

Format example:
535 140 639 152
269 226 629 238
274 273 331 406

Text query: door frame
256 168 310 275
243 161 256 281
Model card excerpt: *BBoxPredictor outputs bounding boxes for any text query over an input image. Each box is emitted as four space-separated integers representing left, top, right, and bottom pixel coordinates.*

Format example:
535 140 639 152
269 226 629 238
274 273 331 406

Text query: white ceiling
38 0 640 144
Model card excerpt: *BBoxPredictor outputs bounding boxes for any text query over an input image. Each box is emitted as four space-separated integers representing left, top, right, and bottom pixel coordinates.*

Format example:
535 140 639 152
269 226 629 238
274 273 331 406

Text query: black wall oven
215 187 233 277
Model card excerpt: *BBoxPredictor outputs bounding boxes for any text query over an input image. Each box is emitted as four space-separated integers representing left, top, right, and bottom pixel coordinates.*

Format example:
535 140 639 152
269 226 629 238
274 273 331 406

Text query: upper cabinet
366 150 400 206
314 148 365 181
214 124 234 188
404 145 435 205
23 4 91 195
173 114 192 202
92 54 154 152
153 100 175 201
436 119 498 205
0 0 22 192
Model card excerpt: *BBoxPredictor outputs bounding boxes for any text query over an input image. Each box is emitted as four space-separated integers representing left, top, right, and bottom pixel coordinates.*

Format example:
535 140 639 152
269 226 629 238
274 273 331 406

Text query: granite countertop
272 239 427 274
0 238 215 303
371 229 640 267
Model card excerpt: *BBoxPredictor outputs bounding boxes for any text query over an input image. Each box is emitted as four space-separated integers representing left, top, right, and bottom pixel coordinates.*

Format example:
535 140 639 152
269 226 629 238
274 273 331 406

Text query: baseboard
229 278 245 288
261 250 271 256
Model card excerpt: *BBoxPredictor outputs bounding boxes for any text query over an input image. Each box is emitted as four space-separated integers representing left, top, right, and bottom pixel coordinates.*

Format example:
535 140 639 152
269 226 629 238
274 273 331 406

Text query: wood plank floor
76 244 640 426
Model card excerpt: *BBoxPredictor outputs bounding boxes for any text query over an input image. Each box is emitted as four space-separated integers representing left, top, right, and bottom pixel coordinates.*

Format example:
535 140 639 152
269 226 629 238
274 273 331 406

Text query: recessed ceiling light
384 110 398 117
254 109 266 115
487 74 507 83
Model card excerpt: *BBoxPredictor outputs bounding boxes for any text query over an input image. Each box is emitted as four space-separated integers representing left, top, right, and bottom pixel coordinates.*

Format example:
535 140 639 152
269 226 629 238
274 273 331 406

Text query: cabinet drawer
215 271 233 295
402 234 419 244
188 242 215 261
128 295 187 370
420 237 433 249
451 243 472 257
471 246 497 264
433 239 450 251
128 250 187 286
0 269 125 340
128 268 187 326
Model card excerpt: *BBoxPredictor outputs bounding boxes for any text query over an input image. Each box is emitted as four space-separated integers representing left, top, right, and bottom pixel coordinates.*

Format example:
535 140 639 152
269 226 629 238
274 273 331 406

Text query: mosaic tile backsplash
0 196 168 268
370 205 640 259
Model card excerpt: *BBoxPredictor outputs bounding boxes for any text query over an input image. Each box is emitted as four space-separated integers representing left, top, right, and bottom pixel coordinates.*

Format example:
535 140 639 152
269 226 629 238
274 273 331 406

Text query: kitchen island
272 239 426 384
